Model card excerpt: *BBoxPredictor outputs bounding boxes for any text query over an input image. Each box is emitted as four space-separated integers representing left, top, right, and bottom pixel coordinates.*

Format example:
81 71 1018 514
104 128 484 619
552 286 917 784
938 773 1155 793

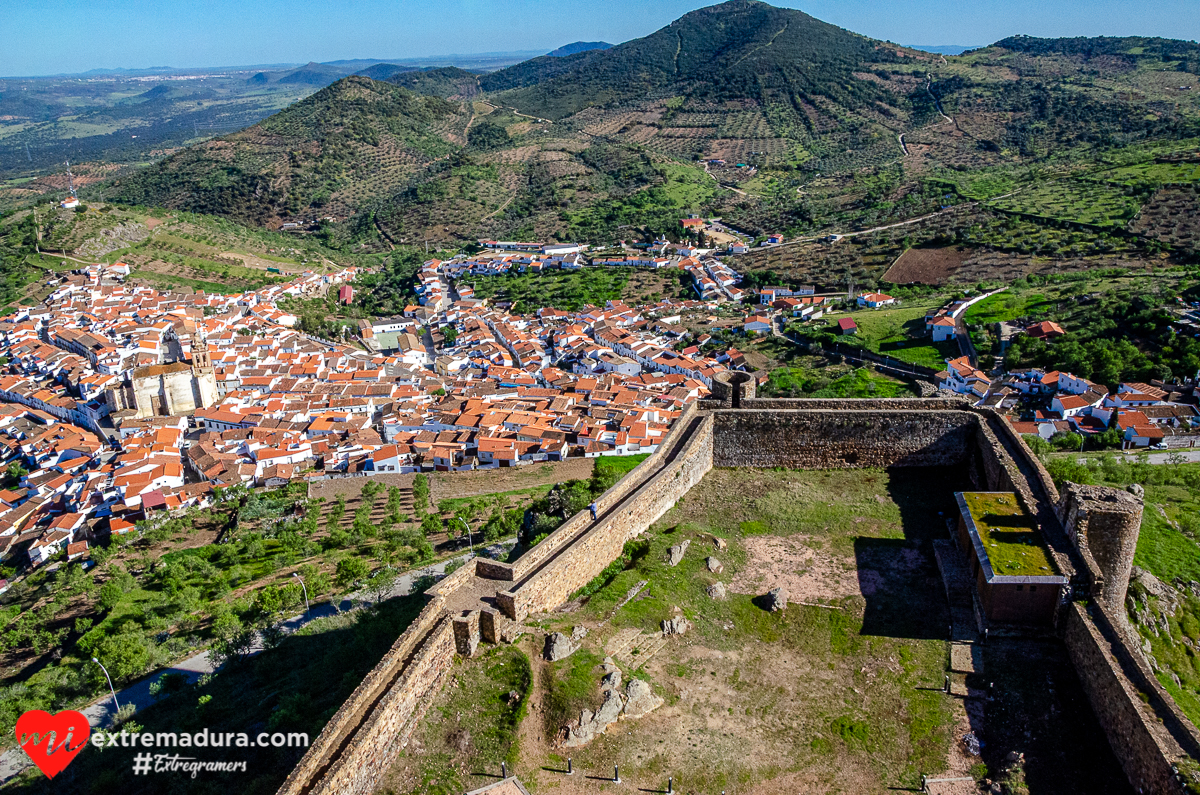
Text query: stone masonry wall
712 409 977 469
307 617 456 795
275 596 450 795
485 402 704 586
501 414 714 620
1064 604 1191 795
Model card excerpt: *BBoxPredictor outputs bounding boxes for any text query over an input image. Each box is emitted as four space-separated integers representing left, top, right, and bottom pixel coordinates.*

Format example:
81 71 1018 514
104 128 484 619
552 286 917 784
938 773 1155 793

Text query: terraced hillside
98 1 1200 278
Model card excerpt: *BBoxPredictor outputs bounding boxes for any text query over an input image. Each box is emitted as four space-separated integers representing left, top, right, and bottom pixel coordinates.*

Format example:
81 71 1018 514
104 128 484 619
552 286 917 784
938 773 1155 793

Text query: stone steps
605 627 668 671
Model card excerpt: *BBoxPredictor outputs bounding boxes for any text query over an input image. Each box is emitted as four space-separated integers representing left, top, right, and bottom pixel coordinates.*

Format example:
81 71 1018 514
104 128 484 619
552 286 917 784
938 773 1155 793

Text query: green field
988 179 1144 227
1102 161 1200 186
465 268 630 313
823 304 959 370
963 291 1054 325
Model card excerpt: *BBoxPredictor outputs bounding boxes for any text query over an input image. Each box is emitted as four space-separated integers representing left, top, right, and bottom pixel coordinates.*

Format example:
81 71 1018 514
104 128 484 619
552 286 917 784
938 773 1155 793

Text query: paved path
0 542 513 783
949 288 1006 367
1074 450 1200 465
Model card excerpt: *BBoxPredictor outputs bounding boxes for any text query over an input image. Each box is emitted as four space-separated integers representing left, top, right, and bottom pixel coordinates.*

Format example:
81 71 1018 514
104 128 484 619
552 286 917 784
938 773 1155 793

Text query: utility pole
93 658 120 713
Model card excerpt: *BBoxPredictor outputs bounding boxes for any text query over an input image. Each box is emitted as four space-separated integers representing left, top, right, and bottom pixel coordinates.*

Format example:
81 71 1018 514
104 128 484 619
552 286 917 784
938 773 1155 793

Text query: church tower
190 331 218 408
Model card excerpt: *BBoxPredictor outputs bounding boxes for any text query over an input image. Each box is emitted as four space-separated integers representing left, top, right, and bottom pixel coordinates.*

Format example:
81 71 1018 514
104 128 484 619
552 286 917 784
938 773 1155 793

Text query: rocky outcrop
662 615 691 636
707 582 727 600
563 689 624 747
622 678 664 719
765 586 788 612
544 632 579 661
667 540 691 566
706 556 723 574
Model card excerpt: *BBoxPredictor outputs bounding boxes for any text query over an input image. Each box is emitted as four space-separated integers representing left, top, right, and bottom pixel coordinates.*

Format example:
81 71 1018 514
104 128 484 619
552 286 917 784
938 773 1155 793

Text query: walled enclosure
276 390 1198 795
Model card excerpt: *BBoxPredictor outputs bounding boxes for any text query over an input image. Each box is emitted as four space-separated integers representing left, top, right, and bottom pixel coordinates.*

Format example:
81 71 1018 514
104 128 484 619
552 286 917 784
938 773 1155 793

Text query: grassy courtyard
383 467 1132 795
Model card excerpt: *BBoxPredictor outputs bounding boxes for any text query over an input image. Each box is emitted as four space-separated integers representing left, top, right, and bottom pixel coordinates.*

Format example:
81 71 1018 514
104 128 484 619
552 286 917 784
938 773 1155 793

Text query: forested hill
385 67 482 99
109 77 464 227
479 0 901 120
994 34 1200 67
102 1 1200 257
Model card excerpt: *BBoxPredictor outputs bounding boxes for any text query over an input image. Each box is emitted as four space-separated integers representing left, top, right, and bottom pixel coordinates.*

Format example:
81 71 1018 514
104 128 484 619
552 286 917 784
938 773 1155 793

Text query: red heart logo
15 709 91 779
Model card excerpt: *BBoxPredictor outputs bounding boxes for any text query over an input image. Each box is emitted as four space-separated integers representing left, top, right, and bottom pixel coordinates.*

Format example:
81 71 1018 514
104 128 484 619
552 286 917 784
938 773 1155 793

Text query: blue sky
3 0 1199 77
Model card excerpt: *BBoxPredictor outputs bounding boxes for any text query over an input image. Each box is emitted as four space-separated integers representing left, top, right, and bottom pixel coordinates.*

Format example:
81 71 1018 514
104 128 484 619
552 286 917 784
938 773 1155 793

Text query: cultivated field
883 246 971 285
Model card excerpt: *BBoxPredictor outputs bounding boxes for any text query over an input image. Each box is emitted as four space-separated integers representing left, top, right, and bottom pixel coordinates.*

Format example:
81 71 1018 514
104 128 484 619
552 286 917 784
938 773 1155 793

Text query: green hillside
480 0 894 120
387 67 482 98
79 1 1200 281
109 77 464 226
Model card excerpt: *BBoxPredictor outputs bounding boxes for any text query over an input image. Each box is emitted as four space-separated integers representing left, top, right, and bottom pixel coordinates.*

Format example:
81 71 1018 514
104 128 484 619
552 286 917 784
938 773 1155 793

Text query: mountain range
104 0 1200 256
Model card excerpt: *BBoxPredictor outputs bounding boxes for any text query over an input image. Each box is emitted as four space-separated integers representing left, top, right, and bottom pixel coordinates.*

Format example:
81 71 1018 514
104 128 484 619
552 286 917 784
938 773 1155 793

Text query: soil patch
884 246 970 285
428 459 596 502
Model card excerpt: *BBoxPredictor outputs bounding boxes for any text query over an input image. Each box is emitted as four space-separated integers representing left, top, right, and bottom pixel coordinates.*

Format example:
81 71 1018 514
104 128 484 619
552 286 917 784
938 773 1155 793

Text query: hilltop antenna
65 160 78 202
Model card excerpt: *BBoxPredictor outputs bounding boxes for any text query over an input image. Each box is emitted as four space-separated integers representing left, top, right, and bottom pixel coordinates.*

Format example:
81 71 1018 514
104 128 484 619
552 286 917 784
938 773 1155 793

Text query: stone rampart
503 401 703 585
499 413 714 620
1064 603 1196 795
303 616 456 795
712 408 977 469
275 597 451 795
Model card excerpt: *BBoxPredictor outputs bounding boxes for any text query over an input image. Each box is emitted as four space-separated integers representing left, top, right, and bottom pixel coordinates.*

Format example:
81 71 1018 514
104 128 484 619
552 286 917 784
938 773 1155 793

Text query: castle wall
711 408 977 469
1064 603 1194 795
499 413 713 621
279 397 1199 795
305 617 456 795
274 597 453 795
487 401 703 588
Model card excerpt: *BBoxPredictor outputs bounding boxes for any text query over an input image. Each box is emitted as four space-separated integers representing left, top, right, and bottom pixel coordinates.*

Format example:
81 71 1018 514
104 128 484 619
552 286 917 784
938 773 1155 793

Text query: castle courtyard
380 467 1131 795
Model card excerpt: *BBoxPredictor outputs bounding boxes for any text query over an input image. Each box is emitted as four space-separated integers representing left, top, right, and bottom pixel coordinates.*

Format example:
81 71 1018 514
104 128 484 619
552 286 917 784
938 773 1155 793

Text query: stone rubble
662 615 692 636
543 632 579 661
706 556 723 574
667 539 691 566
622 678 664 719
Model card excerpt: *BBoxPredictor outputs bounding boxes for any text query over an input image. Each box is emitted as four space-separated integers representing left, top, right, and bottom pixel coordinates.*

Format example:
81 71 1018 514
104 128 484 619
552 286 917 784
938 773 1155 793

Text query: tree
93 629 151 683
1050 432 1084 452
209 610 255 667
468 121 510 150
5 462 26 487
364 567 398 605
412 474 430 512
98 581 124 612
326 494 347 533
421 513 442 538
335 557 370 590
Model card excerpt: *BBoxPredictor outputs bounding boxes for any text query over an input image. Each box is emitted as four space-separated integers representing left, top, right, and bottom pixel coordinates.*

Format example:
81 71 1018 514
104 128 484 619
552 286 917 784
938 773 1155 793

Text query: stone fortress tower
1056 482 1144 611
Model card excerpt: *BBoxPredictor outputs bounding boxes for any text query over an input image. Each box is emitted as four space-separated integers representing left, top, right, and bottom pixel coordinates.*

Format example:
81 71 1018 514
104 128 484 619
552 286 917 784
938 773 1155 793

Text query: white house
857 292 896 309
930 316 956 342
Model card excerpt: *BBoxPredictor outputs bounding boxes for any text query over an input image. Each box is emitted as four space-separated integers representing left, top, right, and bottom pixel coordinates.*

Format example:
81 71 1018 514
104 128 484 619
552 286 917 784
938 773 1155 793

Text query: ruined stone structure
275 377 1198 795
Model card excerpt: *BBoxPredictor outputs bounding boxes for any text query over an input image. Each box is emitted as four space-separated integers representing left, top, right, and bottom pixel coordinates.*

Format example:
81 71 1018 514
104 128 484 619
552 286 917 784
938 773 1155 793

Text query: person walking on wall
589 502 598 521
